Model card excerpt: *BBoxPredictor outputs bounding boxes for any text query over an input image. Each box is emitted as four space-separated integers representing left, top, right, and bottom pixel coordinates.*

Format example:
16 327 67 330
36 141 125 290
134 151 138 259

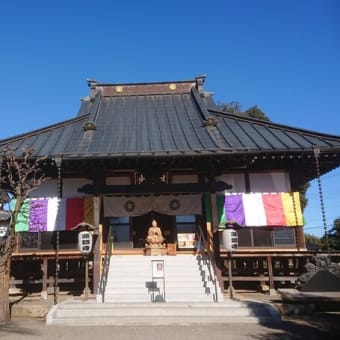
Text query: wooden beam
78 181 231 195
222 276 298 282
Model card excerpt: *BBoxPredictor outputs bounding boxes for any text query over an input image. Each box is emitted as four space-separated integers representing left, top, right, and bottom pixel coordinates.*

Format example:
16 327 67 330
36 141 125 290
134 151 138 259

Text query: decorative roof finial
86 78 98 89
195 74 206 96
83 121 96 131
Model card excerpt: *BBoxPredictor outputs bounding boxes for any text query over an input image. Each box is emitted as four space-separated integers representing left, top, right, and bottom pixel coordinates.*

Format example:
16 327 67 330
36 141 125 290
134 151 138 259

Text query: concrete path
2 317 340 340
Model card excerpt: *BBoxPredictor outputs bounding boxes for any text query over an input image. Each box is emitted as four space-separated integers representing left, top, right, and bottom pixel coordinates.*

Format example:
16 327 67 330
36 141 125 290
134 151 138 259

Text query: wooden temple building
1 75 340 299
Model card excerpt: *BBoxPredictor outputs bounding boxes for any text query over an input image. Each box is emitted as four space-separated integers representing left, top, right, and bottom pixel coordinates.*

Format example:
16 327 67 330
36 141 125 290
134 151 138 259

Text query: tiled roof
1 77 340 160
0 115 89 157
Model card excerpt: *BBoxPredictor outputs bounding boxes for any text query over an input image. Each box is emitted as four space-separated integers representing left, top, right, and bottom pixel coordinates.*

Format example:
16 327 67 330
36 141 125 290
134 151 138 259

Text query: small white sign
152 260 164 278
0 226 8 237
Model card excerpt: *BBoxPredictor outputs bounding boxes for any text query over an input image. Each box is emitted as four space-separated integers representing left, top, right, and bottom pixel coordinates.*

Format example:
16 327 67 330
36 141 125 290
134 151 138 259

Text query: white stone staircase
46 254 281 325
46 299 281 325
97 254 224 303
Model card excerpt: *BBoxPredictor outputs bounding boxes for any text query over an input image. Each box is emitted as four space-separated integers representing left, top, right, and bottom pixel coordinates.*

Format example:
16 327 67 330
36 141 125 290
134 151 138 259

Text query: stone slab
278 289 340 302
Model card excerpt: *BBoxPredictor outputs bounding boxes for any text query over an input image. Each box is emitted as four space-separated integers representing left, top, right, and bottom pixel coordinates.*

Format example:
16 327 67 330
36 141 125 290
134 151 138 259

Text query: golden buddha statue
144 219 166 255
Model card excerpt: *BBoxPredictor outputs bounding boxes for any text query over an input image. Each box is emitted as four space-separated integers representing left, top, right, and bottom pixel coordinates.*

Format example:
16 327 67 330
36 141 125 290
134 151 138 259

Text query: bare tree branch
0 146 50 265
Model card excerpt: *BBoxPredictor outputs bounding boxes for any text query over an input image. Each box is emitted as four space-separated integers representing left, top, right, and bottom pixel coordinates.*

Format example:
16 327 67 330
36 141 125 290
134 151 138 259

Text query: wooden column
54 157 62 305
98 224 103 280
267 255 275 294
209 192 225 295
295 226 306 250
210 192 223 261
210 193 218 233
206 222 213 254
41 257 48 299
92 196 101 293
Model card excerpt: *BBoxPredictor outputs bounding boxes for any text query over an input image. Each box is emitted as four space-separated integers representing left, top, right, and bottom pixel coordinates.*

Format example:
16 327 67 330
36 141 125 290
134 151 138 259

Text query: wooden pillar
54 157 62 305
295 227 306 250
98 224 103 280
206 222 213 253
92 196 101 293
40 257 48 299
210 192 223 261
207 193 218 255
267 255 275 294
209 193 225 295
210 193 218 233
258 258 267 292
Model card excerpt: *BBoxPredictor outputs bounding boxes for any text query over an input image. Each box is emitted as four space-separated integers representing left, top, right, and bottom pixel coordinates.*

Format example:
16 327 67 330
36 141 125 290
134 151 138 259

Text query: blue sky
0 0 339 236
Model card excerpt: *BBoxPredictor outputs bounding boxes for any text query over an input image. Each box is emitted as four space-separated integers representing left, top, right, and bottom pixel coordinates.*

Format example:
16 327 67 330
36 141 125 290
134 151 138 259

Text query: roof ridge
87 78 199 87
87 75 208 97
191 87 218 126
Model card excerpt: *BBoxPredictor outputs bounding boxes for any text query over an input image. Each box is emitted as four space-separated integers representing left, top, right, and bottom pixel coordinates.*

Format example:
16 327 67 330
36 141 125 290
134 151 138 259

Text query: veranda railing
97 226 114 303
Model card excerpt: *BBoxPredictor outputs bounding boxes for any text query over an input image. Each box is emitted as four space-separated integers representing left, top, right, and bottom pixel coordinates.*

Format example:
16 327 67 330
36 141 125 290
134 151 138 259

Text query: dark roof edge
87 77 200 87
0 114 90 146
209 108 340 141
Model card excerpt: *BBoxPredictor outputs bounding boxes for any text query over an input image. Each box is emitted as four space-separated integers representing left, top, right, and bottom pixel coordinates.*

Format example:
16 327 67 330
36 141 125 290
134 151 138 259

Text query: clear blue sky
0 0 339 236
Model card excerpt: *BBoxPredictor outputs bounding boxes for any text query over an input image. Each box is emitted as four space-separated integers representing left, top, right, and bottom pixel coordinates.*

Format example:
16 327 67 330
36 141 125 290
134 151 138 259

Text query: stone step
110 255 198 259
108 267 202 273
104 290 212 297
98 297 215 303
109 259 199 265
109 261 201 267
161 296 216 302
48 315 278 326
57 301 249 309
107 271 202 277
108 262 201 267
47 299 281 326
103 296 151 302
103 288 213 295
55 306 268 318
106 281 207 288
106 275 203 282
105 284 208 292
109 263 201 268
101 255 222 303
108 257 206 264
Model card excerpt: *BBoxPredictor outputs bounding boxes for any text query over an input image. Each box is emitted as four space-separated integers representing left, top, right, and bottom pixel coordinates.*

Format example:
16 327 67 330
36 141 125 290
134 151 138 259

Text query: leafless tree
0 146 49 323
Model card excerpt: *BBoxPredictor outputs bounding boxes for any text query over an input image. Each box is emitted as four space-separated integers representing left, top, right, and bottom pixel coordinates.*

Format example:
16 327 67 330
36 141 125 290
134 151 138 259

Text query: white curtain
103 194 202 217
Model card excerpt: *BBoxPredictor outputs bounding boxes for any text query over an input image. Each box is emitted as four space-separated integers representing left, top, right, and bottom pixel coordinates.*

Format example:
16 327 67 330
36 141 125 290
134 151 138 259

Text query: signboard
152 260 164 278
177 233 196 249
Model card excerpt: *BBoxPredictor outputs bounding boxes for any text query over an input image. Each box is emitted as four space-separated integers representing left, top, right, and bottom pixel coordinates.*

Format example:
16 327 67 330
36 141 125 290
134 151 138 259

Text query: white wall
249 172 290 192
30 178 93 198
216 173 246 192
